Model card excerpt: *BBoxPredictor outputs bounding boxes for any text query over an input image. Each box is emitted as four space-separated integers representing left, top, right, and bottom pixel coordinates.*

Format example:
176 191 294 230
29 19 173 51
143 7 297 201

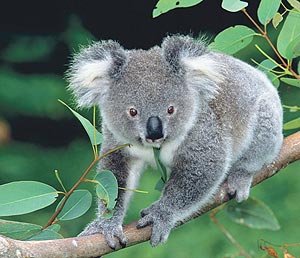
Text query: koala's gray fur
67 35 283 248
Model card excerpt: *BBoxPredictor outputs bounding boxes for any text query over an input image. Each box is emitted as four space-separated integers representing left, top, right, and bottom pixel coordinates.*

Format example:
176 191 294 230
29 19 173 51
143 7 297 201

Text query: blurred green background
0 1 299 257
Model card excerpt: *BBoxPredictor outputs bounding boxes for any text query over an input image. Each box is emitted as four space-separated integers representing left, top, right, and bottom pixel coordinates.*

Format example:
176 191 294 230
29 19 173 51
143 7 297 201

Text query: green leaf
28 228 63 240
153 148 167 183
0 181 58 216
153 0 204 18
155 178 165 192
257 59 278 71
225 198 280 230
209 25 256 54
277 10 300 59
272 12 283 28
287 0 300 11
283 117 300 130
47 224 61 232
280 77 300 87
285 34 300 60
221 0 248 12
59 100 102 146
95 170 118 219
56 190 92 221
257 59 281 88
257 0 281 25
0 219 42 240
266 71 280 88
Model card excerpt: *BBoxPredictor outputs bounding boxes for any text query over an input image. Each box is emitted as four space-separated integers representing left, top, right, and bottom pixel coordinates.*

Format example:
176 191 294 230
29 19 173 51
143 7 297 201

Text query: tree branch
1 132 300 258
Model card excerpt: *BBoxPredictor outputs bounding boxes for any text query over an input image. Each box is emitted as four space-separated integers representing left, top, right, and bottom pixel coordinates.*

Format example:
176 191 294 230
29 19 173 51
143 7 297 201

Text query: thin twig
210 206 252 258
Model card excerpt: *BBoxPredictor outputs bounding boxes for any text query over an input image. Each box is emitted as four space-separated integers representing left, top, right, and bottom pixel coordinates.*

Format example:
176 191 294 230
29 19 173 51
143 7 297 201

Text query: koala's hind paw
78 220 126 249
137 205 174 247
227 172 253 203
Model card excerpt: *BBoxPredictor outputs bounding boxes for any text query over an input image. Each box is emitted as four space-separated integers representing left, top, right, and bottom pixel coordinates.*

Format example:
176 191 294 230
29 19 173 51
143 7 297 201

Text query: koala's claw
78 221 126 249
137 206 173 247
140 205 154 217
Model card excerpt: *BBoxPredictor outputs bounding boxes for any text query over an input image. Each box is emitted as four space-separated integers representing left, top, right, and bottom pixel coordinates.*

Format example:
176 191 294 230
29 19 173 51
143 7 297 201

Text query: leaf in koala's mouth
153 148 168 191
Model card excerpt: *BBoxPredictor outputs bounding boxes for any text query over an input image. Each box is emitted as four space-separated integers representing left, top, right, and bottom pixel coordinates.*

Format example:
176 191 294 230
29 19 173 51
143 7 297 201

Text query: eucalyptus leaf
277 10 300 59
285 34 300 60
257 0 281 25
225 198 280 230
287 0 300 11
272 12 283 28
0 219 42 240
56 190 92 221
209 25 256 54
153 148 167 183
95 170 118 219
155 178 165 192
153 0 204 18
0 181 58 216
266 71 280 88
257 59 278 72
47 224 61 232
28 228 63 240
280 77 300 87
283 117 300 130
221 0 248 12
59 100 102 146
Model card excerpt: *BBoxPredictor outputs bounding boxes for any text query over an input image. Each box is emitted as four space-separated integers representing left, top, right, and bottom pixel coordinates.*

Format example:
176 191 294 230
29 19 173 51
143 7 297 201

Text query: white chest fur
127 139 182 169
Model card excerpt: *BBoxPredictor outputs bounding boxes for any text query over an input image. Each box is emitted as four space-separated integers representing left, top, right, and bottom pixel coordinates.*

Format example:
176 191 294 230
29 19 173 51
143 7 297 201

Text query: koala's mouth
138 136 166 148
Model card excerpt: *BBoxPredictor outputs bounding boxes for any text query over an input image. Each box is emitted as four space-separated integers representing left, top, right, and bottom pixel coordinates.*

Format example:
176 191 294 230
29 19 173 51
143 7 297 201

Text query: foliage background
0 0 299 257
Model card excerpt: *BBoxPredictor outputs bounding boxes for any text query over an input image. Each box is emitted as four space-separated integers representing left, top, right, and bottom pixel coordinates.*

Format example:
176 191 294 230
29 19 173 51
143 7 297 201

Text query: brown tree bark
0 132 299 258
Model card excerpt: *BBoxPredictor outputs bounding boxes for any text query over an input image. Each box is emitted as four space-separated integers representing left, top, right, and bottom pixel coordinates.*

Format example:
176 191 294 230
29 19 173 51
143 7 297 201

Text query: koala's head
67 35 222 147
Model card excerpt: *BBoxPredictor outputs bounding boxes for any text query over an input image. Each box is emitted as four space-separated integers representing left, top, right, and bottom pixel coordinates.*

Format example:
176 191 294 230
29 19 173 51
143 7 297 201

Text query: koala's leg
227 99 283 202
137 141 229 247
79 145 144 249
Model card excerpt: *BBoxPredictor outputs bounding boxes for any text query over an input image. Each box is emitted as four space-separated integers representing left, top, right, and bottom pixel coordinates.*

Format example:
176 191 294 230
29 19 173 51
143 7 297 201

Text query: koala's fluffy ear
162 35 224 100
67 40 127 107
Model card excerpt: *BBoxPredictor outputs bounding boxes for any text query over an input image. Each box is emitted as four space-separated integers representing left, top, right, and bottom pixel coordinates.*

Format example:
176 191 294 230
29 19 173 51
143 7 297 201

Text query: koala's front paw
78 219 126 249
227 172 253 202
136 204 174 247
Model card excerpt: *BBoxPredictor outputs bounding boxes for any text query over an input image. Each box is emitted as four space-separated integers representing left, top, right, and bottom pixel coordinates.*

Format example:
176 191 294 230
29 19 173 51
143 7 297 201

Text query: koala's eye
129 108 138 117
167 105 175 115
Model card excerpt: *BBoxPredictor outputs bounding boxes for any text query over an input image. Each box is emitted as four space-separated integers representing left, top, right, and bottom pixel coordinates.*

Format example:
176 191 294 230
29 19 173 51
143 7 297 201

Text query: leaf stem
254 44 287 71
118 187 148 194
54 169 67 193
210 207 252 258
43 143 130 229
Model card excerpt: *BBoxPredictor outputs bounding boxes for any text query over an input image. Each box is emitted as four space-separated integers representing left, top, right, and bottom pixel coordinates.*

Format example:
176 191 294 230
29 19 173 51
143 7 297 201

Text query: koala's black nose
146 116 163 141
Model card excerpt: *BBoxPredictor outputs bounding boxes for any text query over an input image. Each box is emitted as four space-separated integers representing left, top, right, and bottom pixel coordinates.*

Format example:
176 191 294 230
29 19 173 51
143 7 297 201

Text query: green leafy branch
43 143 129 229
0 101 129 240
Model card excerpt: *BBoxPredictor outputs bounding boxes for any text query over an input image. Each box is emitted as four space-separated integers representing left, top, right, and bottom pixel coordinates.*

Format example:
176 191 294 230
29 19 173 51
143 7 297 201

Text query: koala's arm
137 119 229 246
79 129 143 249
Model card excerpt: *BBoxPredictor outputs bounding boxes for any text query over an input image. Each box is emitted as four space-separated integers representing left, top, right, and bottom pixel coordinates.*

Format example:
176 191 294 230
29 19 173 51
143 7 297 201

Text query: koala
67 35 283 248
